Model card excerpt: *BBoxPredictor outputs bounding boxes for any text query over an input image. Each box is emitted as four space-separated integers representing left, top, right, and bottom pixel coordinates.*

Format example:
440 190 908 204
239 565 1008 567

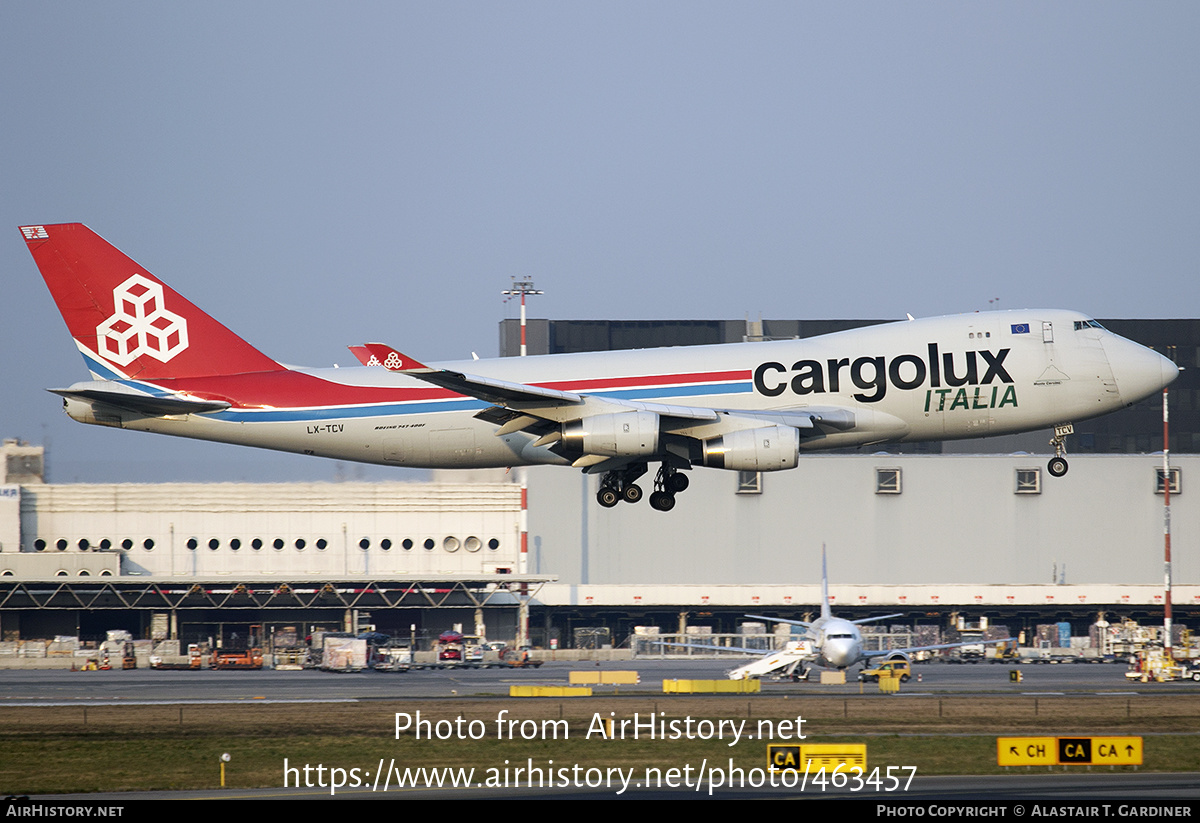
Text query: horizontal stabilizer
49 382 230 416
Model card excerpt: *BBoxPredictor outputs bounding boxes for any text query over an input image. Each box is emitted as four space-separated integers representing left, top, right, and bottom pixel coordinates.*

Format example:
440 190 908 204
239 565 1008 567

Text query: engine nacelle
702 425 799 471
883 651 912 665
562 411 660 457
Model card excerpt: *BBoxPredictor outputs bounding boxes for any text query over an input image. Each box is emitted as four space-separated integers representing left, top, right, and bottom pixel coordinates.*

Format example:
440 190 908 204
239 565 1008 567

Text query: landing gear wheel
666 473 689 493
1048 423 1073 478
649 491 676 511
597 463 648 509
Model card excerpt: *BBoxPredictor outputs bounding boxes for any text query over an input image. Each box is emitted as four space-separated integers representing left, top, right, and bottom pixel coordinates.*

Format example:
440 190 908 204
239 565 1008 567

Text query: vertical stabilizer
21 223 281 381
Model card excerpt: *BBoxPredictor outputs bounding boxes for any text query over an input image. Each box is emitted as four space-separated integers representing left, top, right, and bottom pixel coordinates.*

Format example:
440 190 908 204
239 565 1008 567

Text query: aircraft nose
824 639 854 668
1104 337 1179 404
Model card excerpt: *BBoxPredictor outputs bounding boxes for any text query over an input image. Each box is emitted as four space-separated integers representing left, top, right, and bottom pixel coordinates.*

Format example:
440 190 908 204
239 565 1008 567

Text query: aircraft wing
354 343 867 472
355 340 768 424
649 639 812 657
49 381 231 416
358 342 581 405
851 613 905 625
748 612 908 629
861 637 1013 659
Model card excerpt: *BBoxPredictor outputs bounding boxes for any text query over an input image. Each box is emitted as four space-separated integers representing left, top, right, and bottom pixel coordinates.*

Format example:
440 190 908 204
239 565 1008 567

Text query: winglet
360 343 431 372
347 345 378 366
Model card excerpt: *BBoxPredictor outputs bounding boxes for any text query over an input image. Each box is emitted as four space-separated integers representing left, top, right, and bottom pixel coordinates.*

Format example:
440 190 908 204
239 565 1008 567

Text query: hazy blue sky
3 3 1197 482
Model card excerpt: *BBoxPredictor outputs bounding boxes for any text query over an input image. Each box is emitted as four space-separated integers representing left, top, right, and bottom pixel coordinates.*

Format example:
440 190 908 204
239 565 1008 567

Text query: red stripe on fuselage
143 368 753 409
538 370 748 393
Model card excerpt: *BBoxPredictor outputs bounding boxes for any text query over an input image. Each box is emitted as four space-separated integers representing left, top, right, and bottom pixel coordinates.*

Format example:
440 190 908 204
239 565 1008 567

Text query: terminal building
0 448 537 648
0 316 1194 653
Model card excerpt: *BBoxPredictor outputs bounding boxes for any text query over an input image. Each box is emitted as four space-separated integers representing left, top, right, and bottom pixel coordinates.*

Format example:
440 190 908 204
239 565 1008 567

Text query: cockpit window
1073 320 1105 331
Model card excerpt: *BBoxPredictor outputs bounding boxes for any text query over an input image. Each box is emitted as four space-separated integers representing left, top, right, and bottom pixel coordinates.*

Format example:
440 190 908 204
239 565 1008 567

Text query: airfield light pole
502 278 542 649
503 277 543 357
1163 387 1173 658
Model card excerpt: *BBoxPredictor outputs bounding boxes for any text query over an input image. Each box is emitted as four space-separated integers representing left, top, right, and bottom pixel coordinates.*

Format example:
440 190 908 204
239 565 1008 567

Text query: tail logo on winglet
21 226 49 240
96 274 189 366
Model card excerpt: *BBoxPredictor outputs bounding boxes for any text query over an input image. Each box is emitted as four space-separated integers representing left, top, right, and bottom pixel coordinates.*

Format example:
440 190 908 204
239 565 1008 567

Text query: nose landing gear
1048 423 1074 477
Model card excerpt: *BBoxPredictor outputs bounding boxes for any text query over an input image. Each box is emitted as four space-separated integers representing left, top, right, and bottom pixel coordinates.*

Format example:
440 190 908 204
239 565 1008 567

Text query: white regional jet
737 550 1010 680
22 223 1178 512
654 549 1009 680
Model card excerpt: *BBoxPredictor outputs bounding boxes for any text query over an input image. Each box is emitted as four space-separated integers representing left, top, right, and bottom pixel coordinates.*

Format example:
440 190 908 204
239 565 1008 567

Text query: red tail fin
21 223 280 380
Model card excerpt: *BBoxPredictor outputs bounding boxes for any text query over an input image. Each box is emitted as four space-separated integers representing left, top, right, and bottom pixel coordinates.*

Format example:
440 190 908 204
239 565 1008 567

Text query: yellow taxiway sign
997 736 1142 766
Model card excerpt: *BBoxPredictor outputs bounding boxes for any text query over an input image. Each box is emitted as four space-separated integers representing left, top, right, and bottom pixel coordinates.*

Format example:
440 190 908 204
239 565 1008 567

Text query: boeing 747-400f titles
22 223 1178 511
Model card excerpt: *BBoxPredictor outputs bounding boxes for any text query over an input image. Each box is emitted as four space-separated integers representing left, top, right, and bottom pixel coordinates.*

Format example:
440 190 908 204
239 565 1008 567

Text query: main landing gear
1048 423 1074 477
596 463 648 508
649 464 688 512
596 462 690 512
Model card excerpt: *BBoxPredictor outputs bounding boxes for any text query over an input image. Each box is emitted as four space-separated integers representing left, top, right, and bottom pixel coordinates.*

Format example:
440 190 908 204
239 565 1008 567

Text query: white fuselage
810 616 865 670
84 309 1175 470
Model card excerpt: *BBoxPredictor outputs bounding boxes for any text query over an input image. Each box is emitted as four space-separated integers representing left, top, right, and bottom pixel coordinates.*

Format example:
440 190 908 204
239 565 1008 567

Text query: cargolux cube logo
96 274 189 365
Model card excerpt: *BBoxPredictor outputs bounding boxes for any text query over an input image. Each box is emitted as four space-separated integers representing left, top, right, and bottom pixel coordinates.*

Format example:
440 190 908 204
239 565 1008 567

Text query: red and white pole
502 277 542 358
1163 388 1173 657
520 291 527 356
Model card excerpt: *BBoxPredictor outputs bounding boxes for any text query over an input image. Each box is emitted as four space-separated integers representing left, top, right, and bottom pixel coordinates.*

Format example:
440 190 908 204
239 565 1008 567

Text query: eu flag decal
1011 324 1030 334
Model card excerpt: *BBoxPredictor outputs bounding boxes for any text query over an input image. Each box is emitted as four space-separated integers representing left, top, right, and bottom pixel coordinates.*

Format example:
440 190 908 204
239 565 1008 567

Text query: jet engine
562 410 660 457
701 425 800 471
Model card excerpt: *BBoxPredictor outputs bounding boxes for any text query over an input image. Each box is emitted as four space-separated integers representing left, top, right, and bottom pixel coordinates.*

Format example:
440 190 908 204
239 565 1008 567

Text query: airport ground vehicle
437 630 465 663
150 644 203 670
858 660 912 682
1125 648 1190 682
210 648 264 670
500 649 543 668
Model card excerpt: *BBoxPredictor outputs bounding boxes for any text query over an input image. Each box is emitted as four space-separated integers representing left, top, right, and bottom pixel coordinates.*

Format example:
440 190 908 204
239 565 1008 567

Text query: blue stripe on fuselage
203 381 754 423
81 351 127 382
